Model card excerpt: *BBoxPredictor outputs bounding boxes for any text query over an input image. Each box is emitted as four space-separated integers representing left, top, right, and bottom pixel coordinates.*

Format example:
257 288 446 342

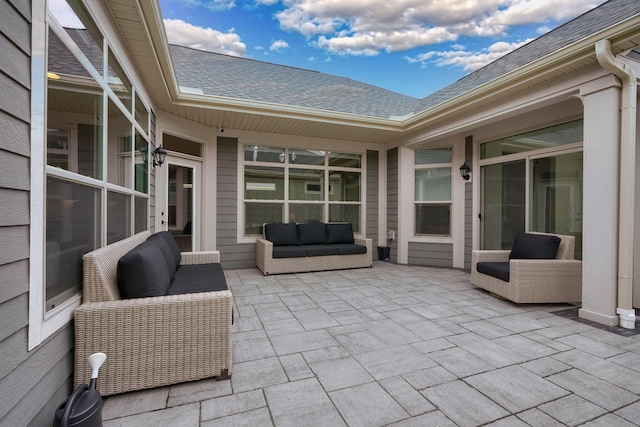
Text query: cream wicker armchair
471 232 582 303
74 231 233 396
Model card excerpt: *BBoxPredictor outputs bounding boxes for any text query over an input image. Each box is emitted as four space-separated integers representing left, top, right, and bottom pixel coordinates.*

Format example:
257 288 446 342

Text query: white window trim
237 144 366 243
413 151 454 239
29 0 80 350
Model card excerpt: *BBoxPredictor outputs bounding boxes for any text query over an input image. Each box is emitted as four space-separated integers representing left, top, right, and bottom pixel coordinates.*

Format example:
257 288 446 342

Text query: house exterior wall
387 147 399 263
0 0 75 425
366 150 380 259
464 136 473 270
407 242 453 267
217 137 256 269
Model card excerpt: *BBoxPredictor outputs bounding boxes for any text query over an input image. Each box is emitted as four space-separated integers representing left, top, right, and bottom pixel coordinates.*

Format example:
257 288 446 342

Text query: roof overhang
105 0 640 144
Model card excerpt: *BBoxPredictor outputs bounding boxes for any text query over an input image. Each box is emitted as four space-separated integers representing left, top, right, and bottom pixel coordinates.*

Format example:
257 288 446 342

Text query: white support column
579 75 621 326
397 146 414 264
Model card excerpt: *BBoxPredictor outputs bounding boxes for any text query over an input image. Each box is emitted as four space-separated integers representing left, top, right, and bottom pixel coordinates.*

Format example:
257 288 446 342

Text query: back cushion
509 232 561 260
147 233 177 277
326 223 354 244
264 223 299 246
153 231 181 268
117 240 171 299
297 223 327 245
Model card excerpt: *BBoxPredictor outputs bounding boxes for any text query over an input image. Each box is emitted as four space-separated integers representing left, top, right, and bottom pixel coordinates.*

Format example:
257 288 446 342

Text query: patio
100 263 640 426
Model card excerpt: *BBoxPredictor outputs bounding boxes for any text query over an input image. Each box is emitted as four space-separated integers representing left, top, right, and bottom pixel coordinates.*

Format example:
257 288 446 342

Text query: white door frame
156 154 202 251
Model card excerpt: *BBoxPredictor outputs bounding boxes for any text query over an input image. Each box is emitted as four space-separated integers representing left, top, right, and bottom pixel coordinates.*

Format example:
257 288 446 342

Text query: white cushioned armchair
471 232 582 303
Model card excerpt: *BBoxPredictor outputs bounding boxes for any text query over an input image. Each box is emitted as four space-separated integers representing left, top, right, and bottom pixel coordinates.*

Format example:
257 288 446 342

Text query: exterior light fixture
140 145 166 167
459 163 471 180
153 146 167 167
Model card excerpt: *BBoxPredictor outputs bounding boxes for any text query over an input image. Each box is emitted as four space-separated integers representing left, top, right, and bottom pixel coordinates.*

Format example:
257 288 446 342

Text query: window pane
481 120 583 159
530 152 583 259
290 148 325 165
46 176 100 312
135 92 149 133
415 167 451 201
47 86 103 180
244 145 285 163
107 191 131 244
107 99 133 188
290 168 324 201
415 204 451 236
415 147 452 165
246 203 283 235
134 195 148 234
329 171 361 202
329 152 361 168
289 204 323 223
329 204 360 232
135 131 148 193
245 166 284 200
108 48 133 112
48 0 104 75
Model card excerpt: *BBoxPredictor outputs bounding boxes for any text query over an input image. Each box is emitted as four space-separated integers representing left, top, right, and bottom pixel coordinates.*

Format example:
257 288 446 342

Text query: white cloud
407 39 534 72
163 19 247 57
270 40 290 51
165 0 236 12
267 0 606 56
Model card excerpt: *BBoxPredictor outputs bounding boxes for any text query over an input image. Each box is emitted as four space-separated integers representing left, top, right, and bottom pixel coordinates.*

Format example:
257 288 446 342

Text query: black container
52 382 103 427
377 246 391 261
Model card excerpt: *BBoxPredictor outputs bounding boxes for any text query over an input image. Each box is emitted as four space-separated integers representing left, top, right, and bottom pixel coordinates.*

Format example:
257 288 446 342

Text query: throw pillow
326 223 355 244
297 222 327 245
509 232 561 260
264 223 299 246
117 240 171 299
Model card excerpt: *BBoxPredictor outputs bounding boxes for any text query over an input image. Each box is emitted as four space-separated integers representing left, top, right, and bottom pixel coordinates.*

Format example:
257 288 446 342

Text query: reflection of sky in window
49 0 84 29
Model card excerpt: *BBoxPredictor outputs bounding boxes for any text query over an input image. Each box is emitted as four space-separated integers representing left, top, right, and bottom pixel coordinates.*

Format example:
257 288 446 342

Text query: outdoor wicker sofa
74 230 233 396
471 231 582 303
256 222 373 275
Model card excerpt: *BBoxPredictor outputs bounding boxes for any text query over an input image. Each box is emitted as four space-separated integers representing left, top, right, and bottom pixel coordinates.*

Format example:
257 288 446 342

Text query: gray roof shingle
170 0 639 119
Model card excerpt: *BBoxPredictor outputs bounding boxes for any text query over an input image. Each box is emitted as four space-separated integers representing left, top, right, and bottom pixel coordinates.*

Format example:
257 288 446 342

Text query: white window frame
413 147 454 238
29 0 152 350
238 144 365 242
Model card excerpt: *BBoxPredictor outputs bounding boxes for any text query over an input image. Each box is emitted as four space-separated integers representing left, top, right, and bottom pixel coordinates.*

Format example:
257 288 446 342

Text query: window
414 147 453 236
30 0 152 349
243 146 362 236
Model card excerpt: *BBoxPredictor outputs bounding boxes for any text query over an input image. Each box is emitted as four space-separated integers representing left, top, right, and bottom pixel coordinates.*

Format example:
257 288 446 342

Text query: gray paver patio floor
101 262 640 426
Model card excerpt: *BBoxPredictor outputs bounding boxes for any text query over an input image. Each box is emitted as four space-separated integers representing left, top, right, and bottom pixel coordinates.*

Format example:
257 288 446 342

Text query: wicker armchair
471 232 582 303
74 231 233 396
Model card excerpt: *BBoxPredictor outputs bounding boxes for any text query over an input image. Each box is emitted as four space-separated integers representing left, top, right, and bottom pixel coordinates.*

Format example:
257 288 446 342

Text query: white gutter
595 39 637 329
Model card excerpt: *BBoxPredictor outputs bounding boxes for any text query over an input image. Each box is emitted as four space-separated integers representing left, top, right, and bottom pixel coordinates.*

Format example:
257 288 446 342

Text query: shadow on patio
100 262 640 426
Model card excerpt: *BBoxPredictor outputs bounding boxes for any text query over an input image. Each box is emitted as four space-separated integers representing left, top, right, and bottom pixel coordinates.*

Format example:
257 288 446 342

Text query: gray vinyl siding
464 135 473 270
0 1 74 425
387 147 398 263
366 150 380 258
217 137 255 269
149 111 157 233
408 242 453 267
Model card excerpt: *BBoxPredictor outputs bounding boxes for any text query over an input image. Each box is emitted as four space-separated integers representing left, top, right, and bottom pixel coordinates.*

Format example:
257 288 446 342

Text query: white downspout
595 39 637 329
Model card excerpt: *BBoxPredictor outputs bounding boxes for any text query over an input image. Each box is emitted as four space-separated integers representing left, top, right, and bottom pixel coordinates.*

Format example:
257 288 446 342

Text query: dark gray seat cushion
336 244 367 255
476 262 510 282
265 223 299 246
297 222 327 245
326 223 355 244
300 244 339 257
273 245 308 258
117 240 172 299
168 263 228 295
510 232 561 260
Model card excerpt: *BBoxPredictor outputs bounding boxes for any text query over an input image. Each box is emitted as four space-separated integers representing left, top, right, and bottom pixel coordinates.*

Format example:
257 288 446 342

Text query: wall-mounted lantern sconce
153 146 167 167
140 145 167 167
459 163 471 181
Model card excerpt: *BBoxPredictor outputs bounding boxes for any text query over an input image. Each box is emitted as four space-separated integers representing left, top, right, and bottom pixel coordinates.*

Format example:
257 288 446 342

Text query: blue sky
158 0 607 99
